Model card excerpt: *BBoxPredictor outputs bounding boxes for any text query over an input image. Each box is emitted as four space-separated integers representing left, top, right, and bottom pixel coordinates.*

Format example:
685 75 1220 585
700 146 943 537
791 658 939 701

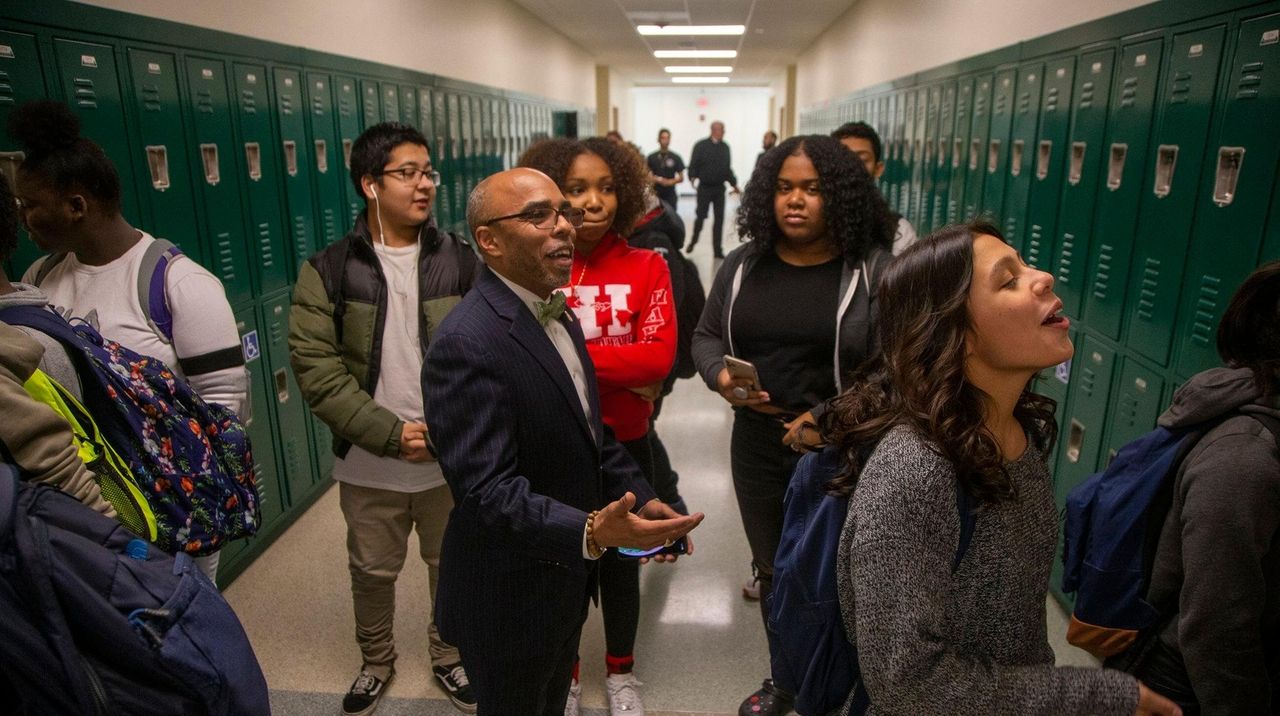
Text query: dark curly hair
518 137 651 236
821 221 1059 506
738 135 894 262
8 100 122 212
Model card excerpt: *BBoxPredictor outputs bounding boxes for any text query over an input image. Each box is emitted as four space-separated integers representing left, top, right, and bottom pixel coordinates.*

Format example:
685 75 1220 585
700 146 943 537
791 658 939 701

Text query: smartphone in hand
617 537 688 559
723 355 761 391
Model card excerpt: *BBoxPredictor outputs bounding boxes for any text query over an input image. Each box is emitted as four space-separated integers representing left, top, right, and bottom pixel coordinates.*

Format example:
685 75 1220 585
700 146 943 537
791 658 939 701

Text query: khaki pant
338 481 459 679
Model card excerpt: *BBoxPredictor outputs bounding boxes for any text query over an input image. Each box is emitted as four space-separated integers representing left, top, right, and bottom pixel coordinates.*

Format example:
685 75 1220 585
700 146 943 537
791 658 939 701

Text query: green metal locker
1125 25 1227 367
381 82 400 123
306 72 344 248
1054 335 1118 498
1264 165 1280 262
462 94 476 198
897 90 916 219
1081 39 1165 340
981 69 1017 222
126 49 203 264
234 308 285 531
51 39 142 224
334 76 362 232
1 30 53 277
430 89 453 228
1173 12 1280 378
184 55 255 307
400 84 416 130
478 97 492 176
1103 357 1165 467
909 87 929 228
1001 61 1045 255
272 67 317 276
947 77 974 224
1050 49 1117 319
963 74 994 222
360 79 380 127
930 82 955 232
1024 56 1075 269
883 93 900 211
258 290 314 505
231 62 290 294
448 93 464 223
917 85 940 233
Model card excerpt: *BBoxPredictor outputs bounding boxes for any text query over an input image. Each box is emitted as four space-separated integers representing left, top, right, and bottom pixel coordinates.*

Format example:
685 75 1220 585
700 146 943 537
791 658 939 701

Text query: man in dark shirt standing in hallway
646 128 685 211
686 121 739 259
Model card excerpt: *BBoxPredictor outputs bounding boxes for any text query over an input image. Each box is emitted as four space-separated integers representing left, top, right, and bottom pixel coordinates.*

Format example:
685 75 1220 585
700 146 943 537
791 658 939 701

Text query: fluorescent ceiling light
638 24 745 36
672 76 731 84
665 66 734 73
654 50 737 59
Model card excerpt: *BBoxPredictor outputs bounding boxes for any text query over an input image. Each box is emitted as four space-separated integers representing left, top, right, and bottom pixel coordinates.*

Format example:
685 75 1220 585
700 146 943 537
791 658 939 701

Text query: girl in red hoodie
520 137 677 716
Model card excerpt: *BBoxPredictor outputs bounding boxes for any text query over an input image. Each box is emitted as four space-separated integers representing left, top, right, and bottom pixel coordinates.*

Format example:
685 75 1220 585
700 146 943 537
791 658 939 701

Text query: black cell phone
616 537 688 559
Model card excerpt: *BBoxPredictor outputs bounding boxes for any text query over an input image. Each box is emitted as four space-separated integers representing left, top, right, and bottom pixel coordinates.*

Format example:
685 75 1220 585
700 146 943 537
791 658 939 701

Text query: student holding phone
518 137 678 716
691 135 895 716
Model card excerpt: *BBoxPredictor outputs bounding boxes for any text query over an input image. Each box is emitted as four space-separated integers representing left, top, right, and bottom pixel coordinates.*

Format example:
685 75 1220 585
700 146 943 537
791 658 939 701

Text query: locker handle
282 140 298 177
1068 141 1086 186
1153 144 1178 198
1036 140 1052 180
1106 143 1127 191
1066 419 1085 464
342 138 353 169
913 139 921 164
315 139 328 174
969 139 980 171
936 138 947 168
987 139 1001 174
0 151 25 189
952 137 963 169
274 368 289 403
245 142 262 182
1212 147 1245 207
195 144 220 187
145 146 170 192
1010 139 1025 178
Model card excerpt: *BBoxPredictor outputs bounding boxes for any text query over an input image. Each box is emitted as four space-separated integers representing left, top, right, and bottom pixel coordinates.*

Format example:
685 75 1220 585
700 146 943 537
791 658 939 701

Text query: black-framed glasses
484 206 585 230
375 166 442 186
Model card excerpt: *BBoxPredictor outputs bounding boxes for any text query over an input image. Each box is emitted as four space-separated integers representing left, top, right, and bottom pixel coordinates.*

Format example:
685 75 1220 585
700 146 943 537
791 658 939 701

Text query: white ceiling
509 0 860 86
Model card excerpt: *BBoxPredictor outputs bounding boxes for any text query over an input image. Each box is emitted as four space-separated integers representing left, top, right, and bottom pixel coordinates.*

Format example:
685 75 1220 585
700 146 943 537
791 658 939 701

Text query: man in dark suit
423 167 704 715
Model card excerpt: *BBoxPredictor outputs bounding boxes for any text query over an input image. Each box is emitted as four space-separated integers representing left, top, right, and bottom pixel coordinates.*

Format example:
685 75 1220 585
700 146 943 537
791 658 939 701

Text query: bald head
468 168 576 297
710 121 725 140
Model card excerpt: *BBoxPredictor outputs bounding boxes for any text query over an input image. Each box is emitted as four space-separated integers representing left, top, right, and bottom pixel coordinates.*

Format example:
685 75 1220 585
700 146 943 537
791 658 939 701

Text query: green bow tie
535 291 568 326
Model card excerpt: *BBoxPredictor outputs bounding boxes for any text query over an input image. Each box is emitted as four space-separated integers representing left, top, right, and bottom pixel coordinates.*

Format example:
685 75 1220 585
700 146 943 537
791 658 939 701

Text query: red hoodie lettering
573 284 634 340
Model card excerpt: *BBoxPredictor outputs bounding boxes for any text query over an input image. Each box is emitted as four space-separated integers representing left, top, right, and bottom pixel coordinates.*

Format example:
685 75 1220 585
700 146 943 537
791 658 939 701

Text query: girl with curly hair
518 137 678 715
821 222 1178 715
690 134 895 715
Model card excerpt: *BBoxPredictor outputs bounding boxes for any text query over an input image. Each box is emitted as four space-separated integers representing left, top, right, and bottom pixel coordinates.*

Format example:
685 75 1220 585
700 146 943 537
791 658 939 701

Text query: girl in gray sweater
819 221 1179 715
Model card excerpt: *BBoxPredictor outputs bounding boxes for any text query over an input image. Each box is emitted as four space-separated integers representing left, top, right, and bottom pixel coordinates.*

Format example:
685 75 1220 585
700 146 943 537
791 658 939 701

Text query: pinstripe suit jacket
423 266 658 659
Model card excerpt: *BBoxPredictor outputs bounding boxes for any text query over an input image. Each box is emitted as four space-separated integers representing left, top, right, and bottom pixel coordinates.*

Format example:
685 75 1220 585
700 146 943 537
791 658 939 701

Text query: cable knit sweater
836 425 1138 715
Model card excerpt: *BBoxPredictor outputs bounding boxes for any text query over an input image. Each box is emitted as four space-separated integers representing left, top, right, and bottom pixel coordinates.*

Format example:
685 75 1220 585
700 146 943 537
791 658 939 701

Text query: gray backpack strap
31 252 69 286
136 239 185 345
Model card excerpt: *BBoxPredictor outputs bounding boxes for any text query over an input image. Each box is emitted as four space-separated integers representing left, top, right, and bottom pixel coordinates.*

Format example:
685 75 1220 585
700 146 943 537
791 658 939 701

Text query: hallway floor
223 195 1098 715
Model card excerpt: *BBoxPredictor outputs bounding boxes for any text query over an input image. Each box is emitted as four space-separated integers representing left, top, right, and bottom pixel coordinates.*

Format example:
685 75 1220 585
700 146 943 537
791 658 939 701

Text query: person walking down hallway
646 128 685 212
423 168 703 716
686 121 740 259
289 122 479 715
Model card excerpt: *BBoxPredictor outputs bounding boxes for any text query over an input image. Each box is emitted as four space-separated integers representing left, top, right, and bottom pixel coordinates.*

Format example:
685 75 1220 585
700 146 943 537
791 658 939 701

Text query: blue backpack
1061 411 1280 660
0 461 269 715
767 445 976 716
0 305 259 556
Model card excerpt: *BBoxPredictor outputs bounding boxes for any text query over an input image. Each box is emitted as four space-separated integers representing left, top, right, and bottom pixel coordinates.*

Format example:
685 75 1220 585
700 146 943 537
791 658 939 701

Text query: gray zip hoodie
1148 366 1280 714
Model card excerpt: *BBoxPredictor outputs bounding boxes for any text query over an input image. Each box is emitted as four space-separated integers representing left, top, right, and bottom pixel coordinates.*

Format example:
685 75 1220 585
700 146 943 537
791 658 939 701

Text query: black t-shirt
730 251 842 413
647 150 685 203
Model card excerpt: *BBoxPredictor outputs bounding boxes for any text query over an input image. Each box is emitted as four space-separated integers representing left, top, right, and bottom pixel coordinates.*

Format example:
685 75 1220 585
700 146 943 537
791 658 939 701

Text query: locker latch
1212 146 1245 207
0 151 25 189
970 138 981 171
1010 140 1025 178
315 139 328 174
952 137 963 169
342 139 353 169
987 139 1001 174
1066 419 1085 464
145 146 170 192
1068 142 1086 186
1153 144 1178 198
199 144 220 186
1106 143 1127 191
274 368 289 403
1036 140 1052 180
245 142 263 182
282 140 298 177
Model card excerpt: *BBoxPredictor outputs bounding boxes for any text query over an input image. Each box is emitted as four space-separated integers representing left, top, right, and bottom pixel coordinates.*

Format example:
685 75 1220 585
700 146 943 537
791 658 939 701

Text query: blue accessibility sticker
242 330 261 363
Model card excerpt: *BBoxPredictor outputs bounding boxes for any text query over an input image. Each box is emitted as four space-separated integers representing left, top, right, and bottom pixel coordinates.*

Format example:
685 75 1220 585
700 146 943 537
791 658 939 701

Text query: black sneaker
738 678 793 716
342 669 392 716
433 663 478 713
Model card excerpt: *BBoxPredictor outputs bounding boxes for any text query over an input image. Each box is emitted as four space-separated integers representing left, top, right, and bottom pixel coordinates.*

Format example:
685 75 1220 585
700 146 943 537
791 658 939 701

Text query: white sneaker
605 672 645 715
563 678 581 716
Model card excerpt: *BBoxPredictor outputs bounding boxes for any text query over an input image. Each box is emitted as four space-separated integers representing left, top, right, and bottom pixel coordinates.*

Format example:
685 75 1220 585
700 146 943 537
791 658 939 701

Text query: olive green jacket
288 215 478 459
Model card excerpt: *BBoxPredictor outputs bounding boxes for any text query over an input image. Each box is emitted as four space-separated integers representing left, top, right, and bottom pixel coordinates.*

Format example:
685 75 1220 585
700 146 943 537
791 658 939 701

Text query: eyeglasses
484 206 586 230
375 166 442 186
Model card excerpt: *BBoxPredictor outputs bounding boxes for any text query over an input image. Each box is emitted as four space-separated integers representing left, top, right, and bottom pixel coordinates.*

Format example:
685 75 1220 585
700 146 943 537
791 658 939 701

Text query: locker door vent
1137 258 1162 320
1092 243 1114 298
1236 61 1263 100
1191 274 1223 347
141 84 161 112
1170 71 1192 105
1058 232 1074 283
1121 77 1139 107
216 233 235 283
1107 143 1127 190
72 77 98 109
1080 81 1095 109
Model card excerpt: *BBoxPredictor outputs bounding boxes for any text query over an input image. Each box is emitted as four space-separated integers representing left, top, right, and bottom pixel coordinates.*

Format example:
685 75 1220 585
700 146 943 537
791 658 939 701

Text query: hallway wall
796 0 1156 108
72 0 596 107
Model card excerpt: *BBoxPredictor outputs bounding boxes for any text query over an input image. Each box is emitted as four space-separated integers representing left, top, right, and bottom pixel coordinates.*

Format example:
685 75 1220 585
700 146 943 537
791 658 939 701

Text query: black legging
595 436 656 663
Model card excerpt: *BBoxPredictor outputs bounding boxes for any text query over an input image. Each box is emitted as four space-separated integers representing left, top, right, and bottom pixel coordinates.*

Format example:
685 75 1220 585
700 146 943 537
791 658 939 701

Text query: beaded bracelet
585 509 605 558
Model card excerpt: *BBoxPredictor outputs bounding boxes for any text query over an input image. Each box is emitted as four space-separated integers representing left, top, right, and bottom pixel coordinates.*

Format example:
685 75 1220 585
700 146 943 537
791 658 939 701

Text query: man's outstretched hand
592 492 704 563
